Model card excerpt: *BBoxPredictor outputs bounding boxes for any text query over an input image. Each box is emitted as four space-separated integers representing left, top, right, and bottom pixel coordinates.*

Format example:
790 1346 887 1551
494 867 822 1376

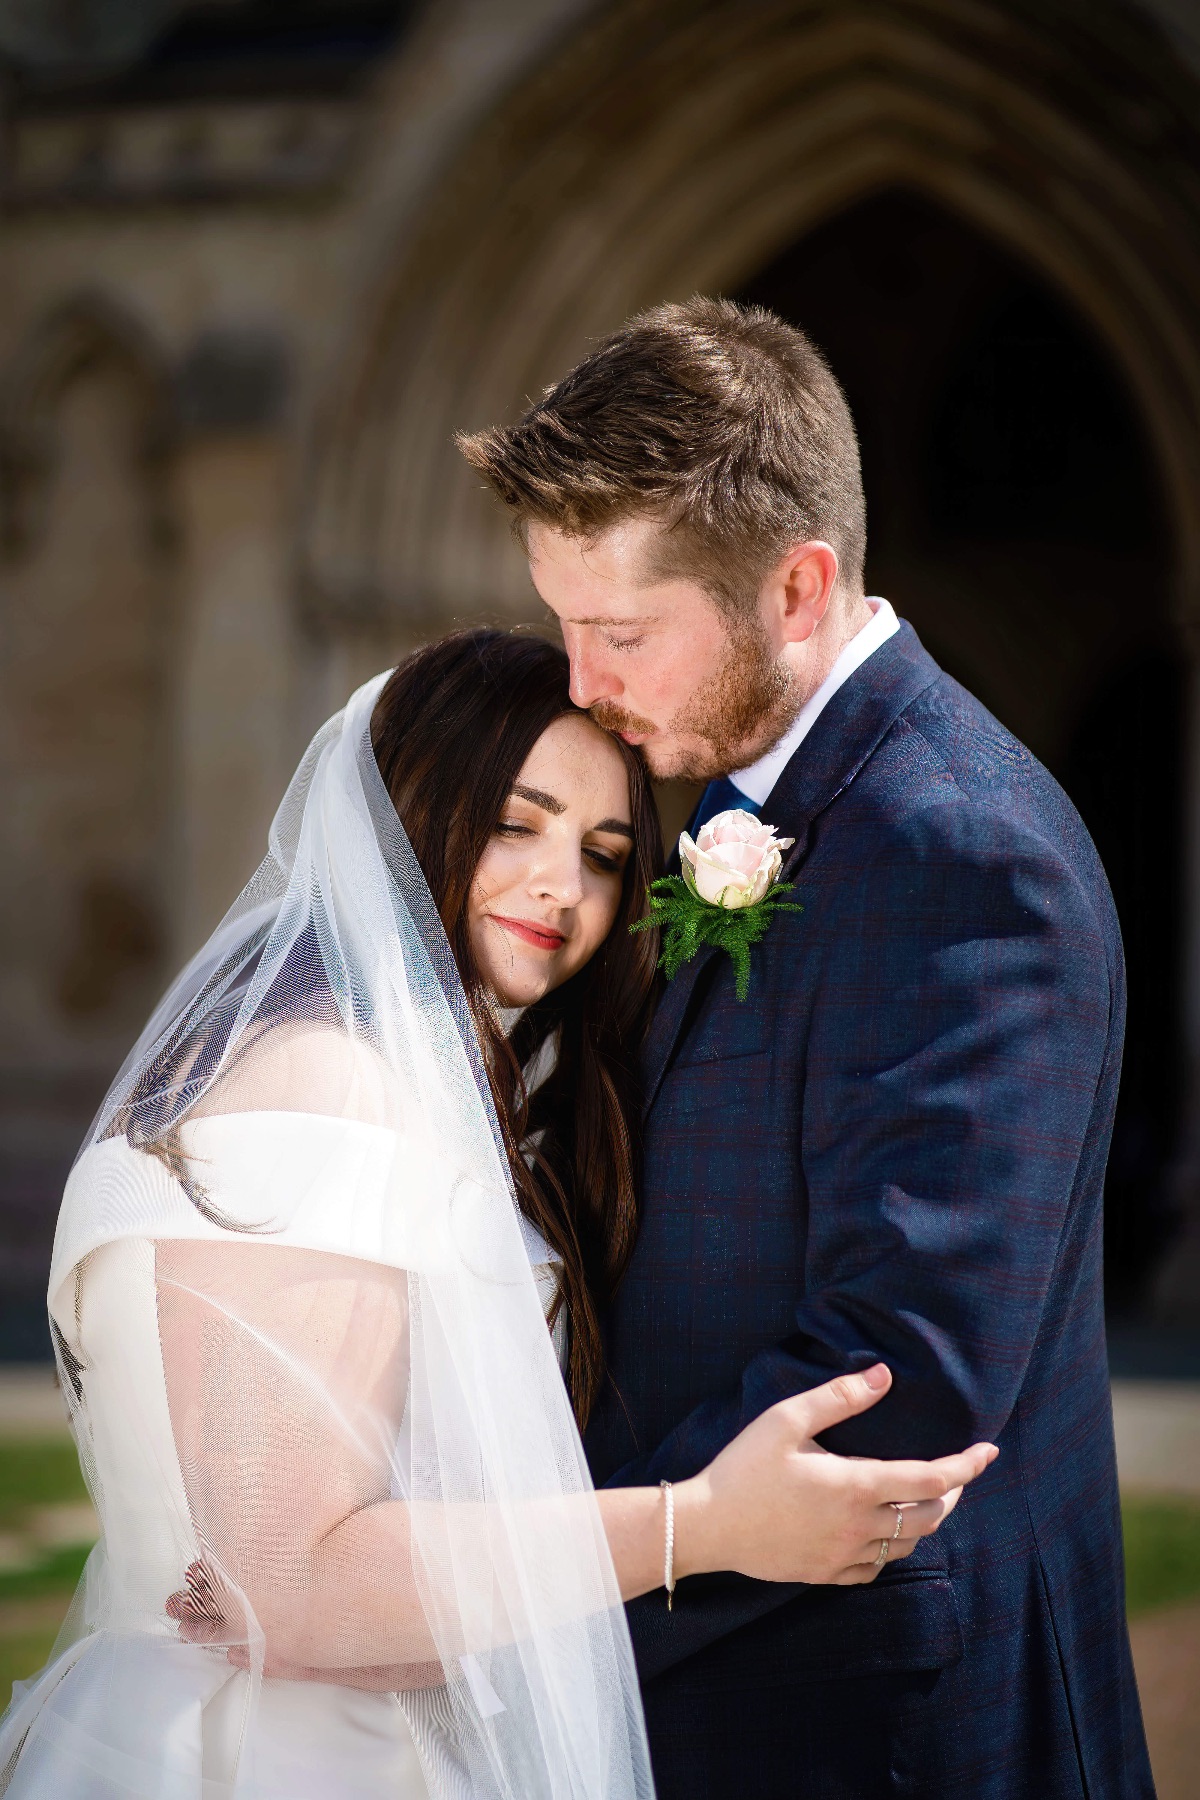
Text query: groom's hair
457 295 866 610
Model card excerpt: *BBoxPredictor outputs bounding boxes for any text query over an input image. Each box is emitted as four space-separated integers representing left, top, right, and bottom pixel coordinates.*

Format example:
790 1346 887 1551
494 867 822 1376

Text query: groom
459 299 1153 1798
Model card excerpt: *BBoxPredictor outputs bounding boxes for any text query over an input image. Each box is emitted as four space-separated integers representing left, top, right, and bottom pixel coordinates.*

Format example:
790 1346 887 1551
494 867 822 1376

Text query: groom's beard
592 619 799 782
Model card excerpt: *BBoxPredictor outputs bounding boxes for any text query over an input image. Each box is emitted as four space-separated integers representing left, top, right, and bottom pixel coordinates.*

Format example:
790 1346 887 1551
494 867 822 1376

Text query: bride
0 629 994 1799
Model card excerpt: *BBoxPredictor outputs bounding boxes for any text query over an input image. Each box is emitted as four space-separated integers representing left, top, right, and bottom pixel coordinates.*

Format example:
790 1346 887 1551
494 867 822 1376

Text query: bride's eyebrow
511 781 566 815
510 783 633 840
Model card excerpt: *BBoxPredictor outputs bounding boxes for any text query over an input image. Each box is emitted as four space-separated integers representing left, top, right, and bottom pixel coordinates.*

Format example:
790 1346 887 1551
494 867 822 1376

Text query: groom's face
528 518 793 781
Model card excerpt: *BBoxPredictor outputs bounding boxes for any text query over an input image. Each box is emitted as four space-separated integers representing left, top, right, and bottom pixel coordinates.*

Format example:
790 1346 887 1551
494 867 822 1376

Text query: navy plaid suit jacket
585 624 1154 1800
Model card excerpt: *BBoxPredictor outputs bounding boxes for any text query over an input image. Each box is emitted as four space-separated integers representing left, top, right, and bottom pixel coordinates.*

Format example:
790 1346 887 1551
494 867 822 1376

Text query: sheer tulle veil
0 672 655 1799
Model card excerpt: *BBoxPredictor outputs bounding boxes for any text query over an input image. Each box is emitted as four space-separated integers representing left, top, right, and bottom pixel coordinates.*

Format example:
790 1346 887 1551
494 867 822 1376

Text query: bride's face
469 713 636 1008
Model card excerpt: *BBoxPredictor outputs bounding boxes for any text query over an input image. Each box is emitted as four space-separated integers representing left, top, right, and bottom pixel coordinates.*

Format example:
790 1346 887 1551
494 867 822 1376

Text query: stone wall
2 0 1200 1341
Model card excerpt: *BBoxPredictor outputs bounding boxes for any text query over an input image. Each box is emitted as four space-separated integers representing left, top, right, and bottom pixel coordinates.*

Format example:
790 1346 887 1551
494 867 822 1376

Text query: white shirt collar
729 597 900 807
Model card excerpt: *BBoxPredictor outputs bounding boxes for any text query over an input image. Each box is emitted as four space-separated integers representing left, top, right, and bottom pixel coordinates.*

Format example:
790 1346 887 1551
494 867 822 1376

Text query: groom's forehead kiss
527 516 727 714
528 514 854 786
456 296 869 773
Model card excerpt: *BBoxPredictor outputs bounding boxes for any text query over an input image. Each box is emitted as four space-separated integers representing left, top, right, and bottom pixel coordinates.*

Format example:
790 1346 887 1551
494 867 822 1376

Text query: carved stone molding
2 99 362 208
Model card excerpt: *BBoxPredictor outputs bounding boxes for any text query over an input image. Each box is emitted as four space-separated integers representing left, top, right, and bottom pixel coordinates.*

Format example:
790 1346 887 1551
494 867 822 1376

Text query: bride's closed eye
495 818 624 875
582 843 624 874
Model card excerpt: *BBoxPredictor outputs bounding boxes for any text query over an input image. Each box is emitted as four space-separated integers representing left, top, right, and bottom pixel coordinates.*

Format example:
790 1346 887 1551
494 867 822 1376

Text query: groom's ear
768 541 840 645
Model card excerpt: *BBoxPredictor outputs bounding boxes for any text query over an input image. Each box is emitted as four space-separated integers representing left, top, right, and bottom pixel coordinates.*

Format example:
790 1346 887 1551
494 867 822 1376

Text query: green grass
0 1544 92 1604
0 1626 63 1696
0 1440 95 1696
1122 1494 1200 1619
0 1440 94 1614
0 1440 89 1531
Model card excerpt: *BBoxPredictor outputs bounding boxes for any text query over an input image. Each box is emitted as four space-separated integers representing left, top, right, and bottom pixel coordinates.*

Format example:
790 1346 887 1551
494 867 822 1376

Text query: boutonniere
632 809 803 1001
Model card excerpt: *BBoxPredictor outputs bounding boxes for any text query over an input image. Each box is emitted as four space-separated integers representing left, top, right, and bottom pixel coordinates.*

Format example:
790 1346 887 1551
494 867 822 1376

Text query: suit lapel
641 624 942 1118
640 941 720 1117
766 622 940 881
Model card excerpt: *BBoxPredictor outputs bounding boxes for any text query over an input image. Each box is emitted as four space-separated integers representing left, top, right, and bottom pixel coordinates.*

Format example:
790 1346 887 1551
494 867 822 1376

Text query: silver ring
872 1538 889 1570
890 1504 904 1541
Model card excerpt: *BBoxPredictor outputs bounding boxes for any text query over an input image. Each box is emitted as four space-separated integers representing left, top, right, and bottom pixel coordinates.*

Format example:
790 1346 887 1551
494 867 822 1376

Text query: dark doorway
738 188 1183 1315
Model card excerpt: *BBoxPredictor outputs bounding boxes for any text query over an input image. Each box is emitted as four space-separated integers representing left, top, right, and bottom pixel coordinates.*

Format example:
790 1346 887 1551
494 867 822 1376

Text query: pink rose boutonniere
632 808 803 1001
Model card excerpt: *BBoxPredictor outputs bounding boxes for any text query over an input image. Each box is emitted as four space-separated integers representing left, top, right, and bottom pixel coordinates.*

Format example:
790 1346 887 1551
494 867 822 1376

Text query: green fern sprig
631 874 803 1001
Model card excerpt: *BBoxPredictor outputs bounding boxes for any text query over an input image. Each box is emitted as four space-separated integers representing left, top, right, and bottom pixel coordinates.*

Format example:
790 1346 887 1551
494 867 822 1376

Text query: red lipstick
490 916 567 952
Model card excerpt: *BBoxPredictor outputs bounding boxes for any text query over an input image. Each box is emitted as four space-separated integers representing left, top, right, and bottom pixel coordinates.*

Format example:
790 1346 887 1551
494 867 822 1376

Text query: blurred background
0 0 1198 1787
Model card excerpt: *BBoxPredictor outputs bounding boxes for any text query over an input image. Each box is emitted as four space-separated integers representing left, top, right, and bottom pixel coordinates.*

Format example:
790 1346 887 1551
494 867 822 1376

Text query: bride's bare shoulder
190 1020 394 1127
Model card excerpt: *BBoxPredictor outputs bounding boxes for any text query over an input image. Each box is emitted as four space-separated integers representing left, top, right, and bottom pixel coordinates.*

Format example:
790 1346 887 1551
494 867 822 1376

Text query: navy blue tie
688 777 760 837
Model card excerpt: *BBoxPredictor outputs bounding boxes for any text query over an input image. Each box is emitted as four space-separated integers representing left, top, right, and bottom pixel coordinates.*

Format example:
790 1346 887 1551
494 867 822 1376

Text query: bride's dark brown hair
370 628 662 1428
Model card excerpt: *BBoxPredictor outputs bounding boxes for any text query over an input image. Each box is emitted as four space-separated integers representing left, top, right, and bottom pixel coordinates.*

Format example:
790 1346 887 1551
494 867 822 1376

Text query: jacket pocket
778 1572 964 1680
655 1052 778 1135
670 1023 772 1070
640 1571 964 1692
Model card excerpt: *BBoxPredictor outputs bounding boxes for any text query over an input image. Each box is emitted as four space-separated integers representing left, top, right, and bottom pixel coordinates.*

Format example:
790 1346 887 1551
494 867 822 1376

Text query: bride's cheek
583 896 620 965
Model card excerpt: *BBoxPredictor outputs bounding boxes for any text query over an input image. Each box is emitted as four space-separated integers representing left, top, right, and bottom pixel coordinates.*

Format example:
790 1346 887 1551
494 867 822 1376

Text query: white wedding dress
2 1116 566 1800
0 667 650 1800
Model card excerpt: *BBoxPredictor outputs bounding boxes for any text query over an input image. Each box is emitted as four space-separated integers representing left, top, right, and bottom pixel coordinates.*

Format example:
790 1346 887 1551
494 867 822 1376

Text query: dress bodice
8 1115 567 1799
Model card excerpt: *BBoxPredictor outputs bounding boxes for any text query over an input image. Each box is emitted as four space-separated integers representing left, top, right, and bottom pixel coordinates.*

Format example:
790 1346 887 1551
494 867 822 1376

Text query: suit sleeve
608 795 1119 1675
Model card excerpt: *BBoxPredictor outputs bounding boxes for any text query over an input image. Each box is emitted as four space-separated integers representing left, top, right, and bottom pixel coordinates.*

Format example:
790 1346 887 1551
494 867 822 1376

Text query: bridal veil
0 673 654 1800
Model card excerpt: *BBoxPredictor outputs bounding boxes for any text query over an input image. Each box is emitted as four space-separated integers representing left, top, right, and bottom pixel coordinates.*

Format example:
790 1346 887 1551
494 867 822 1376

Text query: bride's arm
158 1234 994 1681
157 1236 449 1671
170 1391 994 1684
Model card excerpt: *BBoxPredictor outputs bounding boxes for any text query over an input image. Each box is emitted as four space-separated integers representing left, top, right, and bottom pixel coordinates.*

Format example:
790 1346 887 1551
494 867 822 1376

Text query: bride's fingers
870 1489 964 1545
928 1443 998 1489
863 1443 997 1504
830 1557 885 1585
843 1532 921 1577
837 1482 977 1581
773 1365 893 1441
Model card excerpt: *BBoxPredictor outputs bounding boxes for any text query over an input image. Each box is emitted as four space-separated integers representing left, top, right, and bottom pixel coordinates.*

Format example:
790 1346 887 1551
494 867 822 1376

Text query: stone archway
304 0 1200 1312
304 0 1200 629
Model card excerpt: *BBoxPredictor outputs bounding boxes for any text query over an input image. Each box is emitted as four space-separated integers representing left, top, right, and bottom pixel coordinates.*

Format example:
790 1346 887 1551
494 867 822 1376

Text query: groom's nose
565 632 620 709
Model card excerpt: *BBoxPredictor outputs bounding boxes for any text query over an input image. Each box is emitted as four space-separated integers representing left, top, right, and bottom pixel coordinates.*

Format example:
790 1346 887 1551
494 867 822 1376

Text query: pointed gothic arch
303 0 1200 633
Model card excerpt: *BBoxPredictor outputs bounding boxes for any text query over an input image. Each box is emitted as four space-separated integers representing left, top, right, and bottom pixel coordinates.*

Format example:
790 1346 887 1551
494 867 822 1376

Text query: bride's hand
675 1364 998 1586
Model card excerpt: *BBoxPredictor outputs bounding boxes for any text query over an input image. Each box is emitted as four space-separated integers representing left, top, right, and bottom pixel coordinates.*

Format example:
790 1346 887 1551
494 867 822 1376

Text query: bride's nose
530 840 584 909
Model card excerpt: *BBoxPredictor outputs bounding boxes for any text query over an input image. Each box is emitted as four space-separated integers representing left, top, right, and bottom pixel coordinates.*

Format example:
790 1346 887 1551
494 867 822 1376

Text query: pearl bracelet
660 1479 676 1612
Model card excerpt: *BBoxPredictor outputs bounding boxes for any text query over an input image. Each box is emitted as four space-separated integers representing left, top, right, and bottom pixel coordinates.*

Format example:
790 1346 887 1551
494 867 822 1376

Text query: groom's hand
675 1364 998 1586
